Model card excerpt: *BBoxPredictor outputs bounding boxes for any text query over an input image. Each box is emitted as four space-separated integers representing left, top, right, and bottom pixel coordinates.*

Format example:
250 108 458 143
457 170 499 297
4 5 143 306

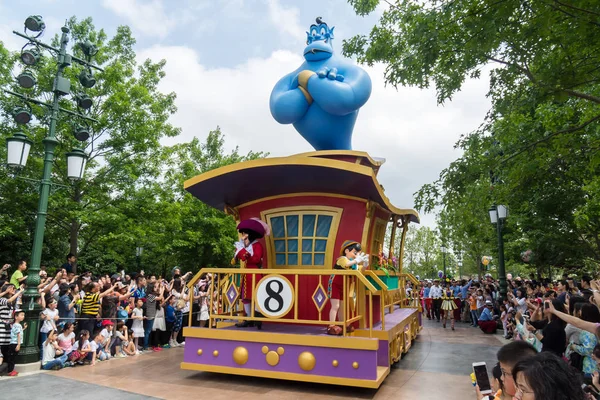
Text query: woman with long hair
512 351 586 400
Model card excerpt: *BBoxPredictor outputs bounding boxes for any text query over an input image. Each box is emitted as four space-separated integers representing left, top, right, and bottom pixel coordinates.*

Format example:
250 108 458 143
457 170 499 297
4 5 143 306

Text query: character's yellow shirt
336 256 357 270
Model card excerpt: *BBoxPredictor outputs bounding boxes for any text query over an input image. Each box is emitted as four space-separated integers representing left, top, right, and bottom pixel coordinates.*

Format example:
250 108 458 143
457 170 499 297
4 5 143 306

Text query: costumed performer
326 240 369 335
440 282 458 330
234 218 269 330
429 279 443 322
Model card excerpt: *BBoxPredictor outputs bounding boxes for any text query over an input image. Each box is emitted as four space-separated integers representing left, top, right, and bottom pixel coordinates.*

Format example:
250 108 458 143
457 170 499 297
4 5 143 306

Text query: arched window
261 206 342 268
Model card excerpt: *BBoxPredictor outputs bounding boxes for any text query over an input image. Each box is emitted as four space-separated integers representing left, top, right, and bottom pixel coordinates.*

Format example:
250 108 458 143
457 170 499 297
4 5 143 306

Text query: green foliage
0 18 267 276
347 0 600 275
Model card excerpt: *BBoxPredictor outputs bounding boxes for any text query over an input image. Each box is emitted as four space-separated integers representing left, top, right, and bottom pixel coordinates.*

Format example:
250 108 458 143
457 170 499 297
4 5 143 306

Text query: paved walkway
2 319 505 399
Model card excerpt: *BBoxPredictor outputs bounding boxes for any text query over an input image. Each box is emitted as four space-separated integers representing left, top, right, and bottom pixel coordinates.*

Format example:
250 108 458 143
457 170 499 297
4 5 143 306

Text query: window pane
314 253 325 266
287 239 298 252
288 253 298 265
302 239 313 252
314 239 327 252
286 215 299 237
274 240 286 252
315 215 333 237
272 216 285 238
276 254 286 265
302 253 312 265
302 214 316 237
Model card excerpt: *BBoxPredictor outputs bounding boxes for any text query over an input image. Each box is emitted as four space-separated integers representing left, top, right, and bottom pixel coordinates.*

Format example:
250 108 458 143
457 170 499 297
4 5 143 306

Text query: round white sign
255 275 294 318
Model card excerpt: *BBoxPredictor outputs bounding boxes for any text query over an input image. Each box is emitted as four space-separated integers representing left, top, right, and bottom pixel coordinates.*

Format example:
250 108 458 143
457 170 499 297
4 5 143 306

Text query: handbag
570 351 584 371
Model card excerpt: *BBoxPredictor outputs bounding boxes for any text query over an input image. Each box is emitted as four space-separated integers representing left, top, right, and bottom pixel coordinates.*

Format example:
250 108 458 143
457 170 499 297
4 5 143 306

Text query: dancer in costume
423 281 432 320
429 279 443 322
440 283 458 330
326 240 369 335
234 218 270 330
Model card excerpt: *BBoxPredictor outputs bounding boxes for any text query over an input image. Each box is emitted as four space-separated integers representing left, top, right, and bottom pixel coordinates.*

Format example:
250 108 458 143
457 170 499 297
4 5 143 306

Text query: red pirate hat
237 218 267 238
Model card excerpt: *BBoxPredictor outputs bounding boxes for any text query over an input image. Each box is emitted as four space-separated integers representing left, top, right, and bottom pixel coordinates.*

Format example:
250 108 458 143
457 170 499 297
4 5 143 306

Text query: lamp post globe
73 126 90 141
21 47 40 66
25 15 46 32
6 132 33 168
78 69 96 88
17 71 36 88
66 148 87 180
76 94 93 110
13 107 32 124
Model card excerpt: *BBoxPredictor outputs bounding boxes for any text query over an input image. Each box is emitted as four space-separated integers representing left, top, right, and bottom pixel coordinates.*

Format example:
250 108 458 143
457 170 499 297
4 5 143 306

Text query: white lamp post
66 148 87 180
6 132 33 168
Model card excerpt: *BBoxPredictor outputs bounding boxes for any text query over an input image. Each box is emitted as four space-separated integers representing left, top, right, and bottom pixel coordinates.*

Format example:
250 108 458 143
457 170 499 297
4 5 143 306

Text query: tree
0 18 268 276
74 127 267 276
0 17 180 271
345 0 600 273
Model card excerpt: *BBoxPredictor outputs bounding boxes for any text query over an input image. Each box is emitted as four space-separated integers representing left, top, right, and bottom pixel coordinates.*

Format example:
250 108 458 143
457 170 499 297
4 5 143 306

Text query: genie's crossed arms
270 59 371 125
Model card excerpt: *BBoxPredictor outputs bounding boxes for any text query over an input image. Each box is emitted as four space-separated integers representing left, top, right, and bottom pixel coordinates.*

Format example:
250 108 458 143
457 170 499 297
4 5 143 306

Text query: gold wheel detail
232 347 248 365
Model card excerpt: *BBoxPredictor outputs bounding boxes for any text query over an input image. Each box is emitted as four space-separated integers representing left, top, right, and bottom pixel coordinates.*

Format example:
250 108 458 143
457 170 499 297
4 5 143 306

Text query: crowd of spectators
418 273 600 399
0 256 215 377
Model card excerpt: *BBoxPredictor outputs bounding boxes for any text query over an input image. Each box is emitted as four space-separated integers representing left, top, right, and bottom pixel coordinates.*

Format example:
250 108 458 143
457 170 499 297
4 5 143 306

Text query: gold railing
186 268 379 337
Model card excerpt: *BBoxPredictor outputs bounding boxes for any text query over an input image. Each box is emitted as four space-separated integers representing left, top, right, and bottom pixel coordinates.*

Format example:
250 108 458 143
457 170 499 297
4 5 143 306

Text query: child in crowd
170 297 184 348
6 310 27 376
57 322 76 356
0 347 7 376
41 329 68 370
469 292 479 327
88 330 108 365
113 322 136 356
152 294 168 350
131 298 146 351
39 298 59 358
165 295 176 347
70 330 91 364
500 304 510 339
99 320 114 359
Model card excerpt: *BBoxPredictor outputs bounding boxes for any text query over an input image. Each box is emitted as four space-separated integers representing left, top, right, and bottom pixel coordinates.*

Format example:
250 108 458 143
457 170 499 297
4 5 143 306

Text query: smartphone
544 302 549 309
518 316 525 325
472 362 492 395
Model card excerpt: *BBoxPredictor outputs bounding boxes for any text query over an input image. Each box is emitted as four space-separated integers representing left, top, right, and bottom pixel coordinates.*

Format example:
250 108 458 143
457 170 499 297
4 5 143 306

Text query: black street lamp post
489 205 508 301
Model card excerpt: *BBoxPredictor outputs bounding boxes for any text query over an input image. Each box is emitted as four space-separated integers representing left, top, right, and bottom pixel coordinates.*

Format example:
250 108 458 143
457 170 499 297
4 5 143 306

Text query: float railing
186 268 379 338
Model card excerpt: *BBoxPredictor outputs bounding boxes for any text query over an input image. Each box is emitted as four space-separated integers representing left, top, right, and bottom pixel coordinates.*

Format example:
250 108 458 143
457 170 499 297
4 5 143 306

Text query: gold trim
398 216 409 274
180 362 390 389
183 156 419 221
260 205 343 269
312 282 328 313
353 308 419 341
292 150 385 168
182 327 379 350
236 192 367 210
370 217 387 265
254 274 295 319
388 215 398 259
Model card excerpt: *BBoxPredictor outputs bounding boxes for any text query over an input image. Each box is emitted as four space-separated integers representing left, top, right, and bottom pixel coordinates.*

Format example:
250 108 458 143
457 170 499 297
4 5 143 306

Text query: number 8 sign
255 275 294 318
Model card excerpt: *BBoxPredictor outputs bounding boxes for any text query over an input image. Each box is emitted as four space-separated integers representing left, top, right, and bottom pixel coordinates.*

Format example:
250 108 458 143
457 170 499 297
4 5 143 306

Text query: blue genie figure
269 17 372 150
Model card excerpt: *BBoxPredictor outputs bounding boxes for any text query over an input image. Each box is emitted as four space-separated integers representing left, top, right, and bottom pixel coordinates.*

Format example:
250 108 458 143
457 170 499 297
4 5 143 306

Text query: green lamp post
3 16 101 366
489 205 508 301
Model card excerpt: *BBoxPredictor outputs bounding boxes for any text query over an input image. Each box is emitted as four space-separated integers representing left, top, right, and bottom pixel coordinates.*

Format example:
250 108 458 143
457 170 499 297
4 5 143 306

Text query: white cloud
137 45 491 228
101 0 178 38
265 0 304 40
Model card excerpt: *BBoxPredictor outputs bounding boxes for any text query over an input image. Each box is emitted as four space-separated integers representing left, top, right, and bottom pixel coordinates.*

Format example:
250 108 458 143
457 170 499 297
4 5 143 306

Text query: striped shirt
81 292 100 316
0 297 14 345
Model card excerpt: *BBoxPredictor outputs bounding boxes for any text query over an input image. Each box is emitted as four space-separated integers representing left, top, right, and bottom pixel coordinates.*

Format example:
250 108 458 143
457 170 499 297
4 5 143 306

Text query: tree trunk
69 185 82 273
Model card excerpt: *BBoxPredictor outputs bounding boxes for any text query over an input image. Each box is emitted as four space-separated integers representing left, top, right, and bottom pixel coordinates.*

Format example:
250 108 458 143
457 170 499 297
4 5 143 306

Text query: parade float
180 18 422 389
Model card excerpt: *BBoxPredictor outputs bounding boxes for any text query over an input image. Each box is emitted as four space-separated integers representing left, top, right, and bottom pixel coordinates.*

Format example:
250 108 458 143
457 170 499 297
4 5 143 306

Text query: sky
0 0 492 228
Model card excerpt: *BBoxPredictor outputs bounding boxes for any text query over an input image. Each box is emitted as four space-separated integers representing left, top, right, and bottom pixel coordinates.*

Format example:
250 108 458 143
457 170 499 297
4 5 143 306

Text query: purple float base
183 337 377 380
377 340 389 367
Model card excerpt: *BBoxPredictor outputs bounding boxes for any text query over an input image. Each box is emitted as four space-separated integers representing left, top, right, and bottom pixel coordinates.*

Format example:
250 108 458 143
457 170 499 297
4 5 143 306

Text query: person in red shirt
234 218 269 329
